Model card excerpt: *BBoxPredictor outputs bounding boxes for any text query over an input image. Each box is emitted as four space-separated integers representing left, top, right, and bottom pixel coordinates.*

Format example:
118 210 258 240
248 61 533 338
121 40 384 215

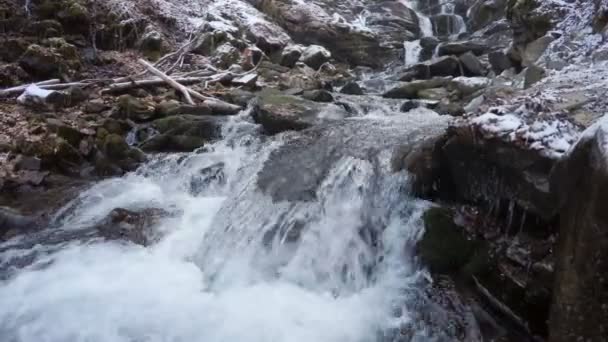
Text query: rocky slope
1 0 608 341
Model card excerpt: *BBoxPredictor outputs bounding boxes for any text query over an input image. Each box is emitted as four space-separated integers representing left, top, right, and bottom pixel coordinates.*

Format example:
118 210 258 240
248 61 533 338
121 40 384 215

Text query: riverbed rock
418 207 480 274
488 50 513 74
383 77 452 99
302 89 333 103
300 45 331 70
279 44 303 68
340 82 364 95
434 125 559 219
549 116 608 342
437 40 488 56
449 77 491 97
0 207 37 239
428 56 462 77
523 64 545 89
141 115 224 152
95 208 170 246
459 52 486 77
251 89 346 135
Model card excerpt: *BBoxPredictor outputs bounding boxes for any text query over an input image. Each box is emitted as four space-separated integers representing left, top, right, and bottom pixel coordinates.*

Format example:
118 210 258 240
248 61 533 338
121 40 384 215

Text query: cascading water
0 95 478 341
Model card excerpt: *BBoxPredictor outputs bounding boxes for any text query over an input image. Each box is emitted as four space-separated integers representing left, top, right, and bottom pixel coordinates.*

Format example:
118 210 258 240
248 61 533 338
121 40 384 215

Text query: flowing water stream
0 1 481 341
0 99 472 341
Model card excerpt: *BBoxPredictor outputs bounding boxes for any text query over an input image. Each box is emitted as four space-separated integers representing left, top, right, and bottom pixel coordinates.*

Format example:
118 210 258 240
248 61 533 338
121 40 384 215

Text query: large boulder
250 89 347 135
549 116 608 342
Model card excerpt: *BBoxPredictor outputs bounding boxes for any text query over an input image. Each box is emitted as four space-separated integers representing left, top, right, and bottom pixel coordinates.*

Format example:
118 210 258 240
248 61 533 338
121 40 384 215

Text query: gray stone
383 77 452 99
340 82 364 95
280 44 304 68
302 90 334 103
524 65 546 89
14 155 42 171
488 51 513 74
300 45 331 70
437 40 488 56
459 52 486 76
428 56 462 77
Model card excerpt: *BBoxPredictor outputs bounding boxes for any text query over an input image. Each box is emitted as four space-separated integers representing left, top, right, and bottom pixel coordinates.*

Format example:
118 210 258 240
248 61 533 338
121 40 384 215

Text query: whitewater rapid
0 105 451 341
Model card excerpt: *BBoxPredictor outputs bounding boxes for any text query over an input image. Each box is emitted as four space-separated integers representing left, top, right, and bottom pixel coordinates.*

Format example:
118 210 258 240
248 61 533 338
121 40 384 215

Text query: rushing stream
0 0 484 341
0 98 473 341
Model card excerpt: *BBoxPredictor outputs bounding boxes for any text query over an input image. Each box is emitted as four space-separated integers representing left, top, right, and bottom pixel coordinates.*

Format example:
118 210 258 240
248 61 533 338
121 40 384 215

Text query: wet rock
418 207 481 274
251 89 346 135
437 41 488 57
96 208 169 246
141 115 224 152
449 77 491 97
300 45 331 70
459 52 486 77
428 56 462 77
383 77 452 99
400 100 422 112
523 64 545 89
488 51 513 74
430 14 464 37
116 95 157 122
435 125 558 219
417 87 449 101
419 36 440 61
18 44 67 79
340 82 364 95
0 207 37 239
549 116 608 342
280 44 303 68
302 89 333 103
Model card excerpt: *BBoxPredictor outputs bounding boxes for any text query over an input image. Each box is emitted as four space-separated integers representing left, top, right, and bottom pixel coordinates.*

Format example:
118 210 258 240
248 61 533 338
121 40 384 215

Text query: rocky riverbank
1 0 608 341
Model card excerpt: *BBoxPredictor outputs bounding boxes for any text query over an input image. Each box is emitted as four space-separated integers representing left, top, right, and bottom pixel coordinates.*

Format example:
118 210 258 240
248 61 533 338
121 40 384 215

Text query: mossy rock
103 134 130 161
116 95 157 122
18 44 67 79
418 207 478 274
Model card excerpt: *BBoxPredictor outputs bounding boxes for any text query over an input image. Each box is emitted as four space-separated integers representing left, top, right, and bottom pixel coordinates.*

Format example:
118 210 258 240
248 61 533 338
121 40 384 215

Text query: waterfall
0 101 468 341
404 40 423 66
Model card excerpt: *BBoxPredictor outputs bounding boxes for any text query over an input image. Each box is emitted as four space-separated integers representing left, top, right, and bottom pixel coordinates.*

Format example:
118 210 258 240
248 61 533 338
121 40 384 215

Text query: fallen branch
0 79 61 97
138 58 194 105
101 77 206 94
0 81 93 97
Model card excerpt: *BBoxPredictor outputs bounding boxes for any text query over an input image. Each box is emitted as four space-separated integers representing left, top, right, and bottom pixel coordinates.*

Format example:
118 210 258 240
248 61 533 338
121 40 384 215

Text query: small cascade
404 39 423 66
